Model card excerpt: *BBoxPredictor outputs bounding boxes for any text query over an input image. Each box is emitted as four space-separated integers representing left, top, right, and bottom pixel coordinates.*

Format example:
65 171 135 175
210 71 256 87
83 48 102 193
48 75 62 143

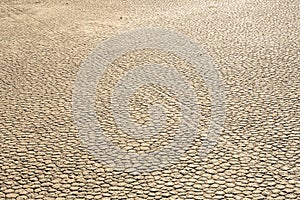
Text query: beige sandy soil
0 0 299 199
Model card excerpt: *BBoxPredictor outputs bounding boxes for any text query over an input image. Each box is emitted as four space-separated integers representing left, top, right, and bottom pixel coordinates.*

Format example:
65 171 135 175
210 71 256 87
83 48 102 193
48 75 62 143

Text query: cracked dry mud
0 0 299 199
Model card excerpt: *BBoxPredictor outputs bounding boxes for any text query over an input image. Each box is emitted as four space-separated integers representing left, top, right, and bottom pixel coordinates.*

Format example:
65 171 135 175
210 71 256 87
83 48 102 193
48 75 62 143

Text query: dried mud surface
0 0 299 199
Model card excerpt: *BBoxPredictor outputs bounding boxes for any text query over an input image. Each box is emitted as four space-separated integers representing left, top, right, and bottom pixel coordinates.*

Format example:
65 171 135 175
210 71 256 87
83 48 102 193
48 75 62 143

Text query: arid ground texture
0 0 299 199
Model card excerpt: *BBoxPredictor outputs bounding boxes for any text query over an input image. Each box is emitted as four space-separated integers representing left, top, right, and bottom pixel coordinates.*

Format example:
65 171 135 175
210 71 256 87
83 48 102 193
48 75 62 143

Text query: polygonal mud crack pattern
1 0 299 199
95 49 211 154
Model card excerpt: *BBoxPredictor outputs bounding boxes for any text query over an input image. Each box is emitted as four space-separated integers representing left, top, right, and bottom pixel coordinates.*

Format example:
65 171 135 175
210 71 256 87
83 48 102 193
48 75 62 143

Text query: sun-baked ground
0 0 299 199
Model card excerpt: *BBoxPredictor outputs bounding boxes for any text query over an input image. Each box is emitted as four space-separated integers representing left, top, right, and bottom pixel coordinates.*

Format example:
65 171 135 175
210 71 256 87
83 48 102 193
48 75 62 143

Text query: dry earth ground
0 0 299 199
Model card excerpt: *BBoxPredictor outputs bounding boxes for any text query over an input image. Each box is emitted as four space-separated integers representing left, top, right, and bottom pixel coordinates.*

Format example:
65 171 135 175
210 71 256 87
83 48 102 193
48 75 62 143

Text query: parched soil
0 0 299 199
